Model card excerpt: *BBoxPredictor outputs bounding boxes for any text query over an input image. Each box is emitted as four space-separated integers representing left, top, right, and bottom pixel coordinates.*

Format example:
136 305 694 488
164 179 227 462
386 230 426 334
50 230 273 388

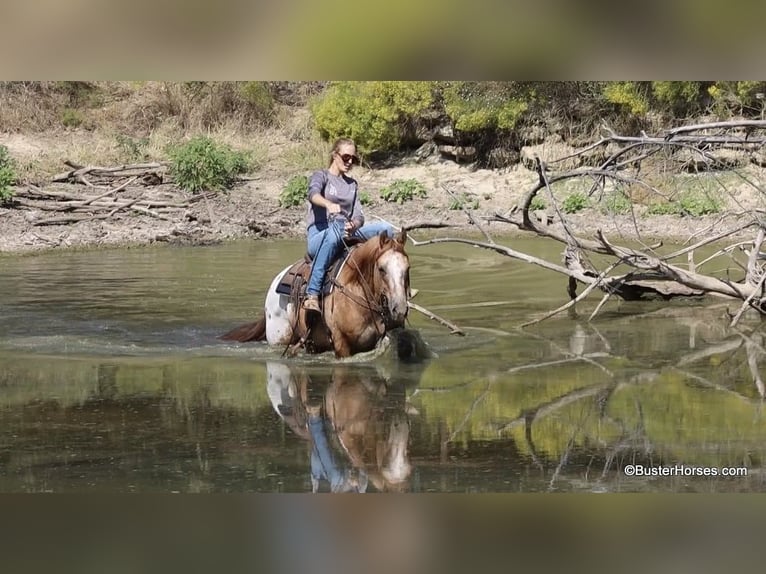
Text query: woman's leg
306 221 345 297
354 221 394 241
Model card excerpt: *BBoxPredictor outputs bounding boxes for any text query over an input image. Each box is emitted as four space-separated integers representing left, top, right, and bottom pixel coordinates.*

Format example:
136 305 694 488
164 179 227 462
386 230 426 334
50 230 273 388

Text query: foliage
646 192 722 217
0 145 17 203
441 81 530 132
602 82 649 115
115 134 149 162
600 191 632 215
379 179 428 204
168 135 250 192
60 108 83 128
562 192 589 214
708 81 766 117
359 191 372 206
279 174 309 207
448 192 479 211
651 82 704 115
237 82 276 122
529 196 546 211
310 81 433 152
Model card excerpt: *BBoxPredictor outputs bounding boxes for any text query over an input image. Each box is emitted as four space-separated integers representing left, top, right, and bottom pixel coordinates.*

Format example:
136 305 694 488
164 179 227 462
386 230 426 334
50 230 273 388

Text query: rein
332 248 388 332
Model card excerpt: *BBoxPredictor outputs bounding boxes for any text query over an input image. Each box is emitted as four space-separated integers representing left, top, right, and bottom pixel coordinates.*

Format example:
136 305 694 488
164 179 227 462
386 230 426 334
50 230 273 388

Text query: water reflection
3 240 766 492
266 355 426 493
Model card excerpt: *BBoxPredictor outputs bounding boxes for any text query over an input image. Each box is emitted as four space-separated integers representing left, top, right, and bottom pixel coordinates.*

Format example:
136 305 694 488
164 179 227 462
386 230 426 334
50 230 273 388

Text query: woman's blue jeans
305 220 394 297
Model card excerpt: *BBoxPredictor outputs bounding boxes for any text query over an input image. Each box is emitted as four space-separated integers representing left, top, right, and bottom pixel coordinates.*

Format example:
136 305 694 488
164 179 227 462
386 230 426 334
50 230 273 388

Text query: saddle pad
275 249 352 298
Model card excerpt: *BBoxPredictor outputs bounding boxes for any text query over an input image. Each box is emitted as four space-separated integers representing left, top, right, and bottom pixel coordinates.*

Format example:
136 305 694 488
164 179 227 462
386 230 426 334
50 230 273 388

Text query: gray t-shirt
305 169 364 230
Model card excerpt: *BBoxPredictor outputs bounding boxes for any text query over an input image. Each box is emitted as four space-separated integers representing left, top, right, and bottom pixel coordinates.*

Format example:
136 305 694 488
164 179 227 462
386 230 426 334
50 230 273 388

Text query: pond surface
1 237 765 492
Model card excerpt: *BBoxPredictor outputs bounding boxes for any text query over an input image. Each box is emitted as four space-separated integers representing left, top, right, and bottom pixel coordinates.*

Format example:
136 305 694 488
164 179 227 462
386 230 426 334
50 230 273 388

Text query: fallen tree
408 120 766 327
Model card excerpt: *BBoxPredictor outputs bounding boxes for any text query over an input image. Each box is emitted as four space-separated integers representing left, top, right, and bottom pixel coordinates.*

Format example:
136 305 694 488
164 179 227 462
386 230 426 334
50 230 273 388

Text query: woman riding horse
303 138 394 313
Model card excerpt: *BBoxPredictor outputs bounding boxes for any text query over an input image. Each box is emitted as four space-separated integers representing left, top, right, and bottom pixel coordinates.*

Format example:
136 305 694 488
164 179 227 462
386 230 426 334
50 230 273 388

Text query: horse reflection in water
267 356 423 493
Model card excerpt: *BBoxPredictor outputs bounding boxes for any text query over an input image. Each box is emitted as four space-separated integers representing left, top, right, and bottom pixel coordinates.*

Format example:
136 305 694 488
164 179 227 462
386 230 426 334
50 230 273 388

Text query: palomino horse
266 361 418 492
221 230 411 358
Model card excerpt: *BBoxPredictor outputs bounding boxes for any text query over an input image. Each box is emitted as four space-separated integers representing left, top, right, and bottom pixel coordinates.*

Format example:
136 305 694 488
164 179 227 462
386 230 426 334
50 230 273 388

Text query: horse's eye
378 266 387 275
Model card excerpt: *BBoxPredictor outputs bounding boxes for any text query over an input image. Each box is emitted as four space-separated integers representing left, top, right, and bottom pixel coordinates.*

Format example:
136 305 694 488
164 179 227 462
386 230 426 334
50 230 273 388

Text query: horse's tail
219 316 267 342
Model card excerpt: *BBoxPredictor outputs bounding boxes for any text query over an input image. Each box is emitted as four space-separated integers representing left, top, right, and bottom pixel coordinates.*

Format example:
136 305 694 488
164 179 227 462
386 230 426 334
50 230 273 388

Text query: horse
266 361 417 492
221 230 411 358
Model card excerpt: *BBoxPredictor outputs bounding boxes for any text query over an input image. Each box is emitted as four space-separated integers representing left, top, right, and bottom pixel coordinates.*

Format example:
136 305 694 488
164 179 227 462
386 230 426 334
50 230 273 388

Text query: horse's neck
340 245 377 290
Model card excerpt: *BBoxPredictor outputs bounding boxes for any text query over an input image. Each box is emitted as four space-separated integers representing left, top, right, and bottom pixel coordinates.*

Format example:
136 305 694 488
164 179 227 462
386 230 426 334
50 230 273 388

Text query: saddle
275 237 365 299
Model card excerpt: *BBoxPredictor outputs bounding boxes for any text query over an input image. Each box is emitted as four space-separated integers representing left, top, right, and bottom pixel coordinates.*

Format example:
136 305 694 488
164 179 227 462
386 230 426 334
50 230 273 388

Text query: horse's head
371 230 410 329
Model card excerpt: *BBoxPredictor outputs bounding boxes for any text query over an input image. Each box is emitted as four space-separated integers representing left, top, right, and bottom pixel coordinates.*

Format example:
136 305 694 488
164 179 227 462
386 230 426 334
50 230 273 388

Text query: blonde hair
328 137 356 167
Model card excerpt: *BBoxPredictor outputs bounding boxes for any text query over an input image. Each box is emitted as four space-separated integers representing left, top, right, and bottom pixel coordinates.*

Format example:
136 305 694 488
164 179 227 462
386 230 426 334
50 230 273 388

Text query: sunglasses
338 153 360 165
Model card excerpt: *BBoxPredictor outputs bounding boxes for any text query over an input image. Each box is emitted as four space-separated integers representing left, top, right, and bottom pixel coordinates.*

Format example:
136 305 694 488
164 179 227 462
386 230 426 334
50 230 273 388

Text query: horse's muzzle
382 295 408 329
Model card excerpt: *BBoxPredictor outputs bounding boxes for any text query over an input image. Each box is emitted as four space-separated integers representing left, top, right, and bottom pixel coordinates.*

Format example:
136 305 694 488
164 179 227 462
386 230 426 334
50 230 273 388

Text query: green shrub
646 201 680 215
379 179 428 204
449 192 479 210
442 81 529 132
359 191 372 206
311 81 433 152
115 134 149 161
708 81 766 117
238 82 276 122
601 192 632 215
651 82 703 115
0 145 17 203
529 196 546 211
602 82 649 115
61 108 83 128
168 135 250 192
562 192 588 214
279 174 309 207
646 192 722 217
678 192 722 216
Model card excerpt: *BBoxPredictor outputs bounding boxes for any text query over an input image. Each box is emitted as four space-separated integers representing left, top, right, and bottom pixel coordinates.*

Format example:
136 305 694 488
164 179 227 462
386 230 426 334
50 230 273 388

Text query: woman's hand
325 202 341 215
344 220 357 235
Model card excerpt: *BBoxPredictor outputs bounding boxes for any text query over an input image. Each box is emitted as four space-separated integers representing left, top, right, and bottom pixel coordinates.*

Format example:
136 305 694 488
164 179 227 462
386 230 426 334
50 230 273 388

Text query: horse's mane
343 232 407 287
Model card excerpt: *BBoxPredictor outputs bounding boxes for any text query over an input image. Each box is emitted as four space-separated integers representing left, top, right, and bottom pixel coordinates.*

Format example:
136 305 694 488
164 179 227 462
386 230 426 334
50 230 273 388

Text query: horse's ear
395 229 407 246
378 232 388 248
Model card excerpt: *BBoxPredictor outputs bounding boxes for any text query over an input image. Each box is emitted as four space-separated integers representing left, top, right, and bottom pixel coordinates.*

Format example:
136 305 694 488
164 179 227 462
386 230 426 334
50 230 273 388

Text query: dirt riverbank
0 134 761 255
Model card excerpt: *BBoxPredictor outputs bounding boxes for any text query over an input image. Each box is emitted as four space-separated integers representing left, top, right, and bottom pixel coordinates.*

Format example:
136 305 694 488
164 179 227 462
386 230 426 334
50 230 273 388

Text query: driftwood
410 120 766 326
52 161 167 184
15 160 213 226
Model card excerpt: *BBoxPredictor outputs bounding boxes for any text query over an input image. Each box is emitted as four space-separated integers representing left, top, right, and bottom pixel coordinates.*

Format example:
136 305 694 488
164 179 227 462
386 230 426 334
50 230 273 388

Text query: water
1 237 765 492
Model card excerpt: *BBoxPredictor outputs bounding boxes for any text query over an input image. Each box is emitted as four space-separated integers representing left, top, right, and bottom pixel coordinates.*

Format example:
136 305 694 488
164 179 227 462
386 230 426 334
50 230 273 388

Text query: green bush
651 82 703 115
562 192 588 214
646 192 722 217
442 81 529 132
449 192 479 210
279 174 309 207
602 82 649 115
379 179 428 204
678 192 722 216
238 82 276 122
0 145 17 203
168 136 250 192
310 81 433 152
529 196 546 211
601 192 632 215
115 134 149 161
359 191 372 206
708 81 766 117
61 108 83 128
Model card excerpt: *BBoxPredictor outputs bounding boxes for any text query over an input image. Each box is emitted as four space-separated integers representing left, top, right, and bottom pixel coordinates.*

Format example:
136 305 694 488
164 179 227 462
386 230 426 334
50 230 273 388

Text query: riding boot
303 295 321 313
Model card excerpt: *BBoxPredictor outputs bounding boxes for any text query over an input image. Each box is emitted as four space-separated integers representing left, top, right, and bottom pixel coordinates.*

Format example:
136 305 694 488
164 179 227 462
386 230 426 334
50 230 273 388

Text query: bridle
334 232 407 331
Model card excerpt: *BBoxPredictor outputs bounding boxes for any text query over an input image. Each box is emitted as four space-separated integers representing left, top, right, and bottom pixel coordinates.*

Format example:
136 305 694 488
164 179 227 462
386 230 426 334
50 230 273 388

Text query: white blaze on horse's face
377 248 410 327
381 411 411 486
